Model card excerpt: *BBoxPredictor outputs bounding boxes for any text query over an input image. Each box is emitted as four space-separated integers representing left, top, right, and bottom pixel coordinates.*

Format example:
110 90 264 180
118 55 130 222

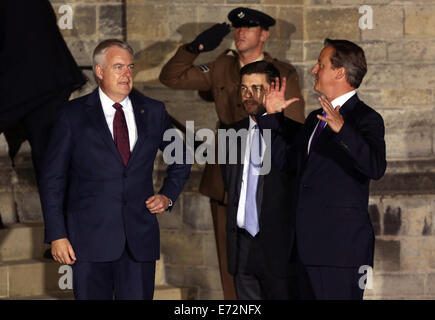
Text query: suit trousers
296 262 365 300
72 244 156 300
234 228 297 300
210 200 237 300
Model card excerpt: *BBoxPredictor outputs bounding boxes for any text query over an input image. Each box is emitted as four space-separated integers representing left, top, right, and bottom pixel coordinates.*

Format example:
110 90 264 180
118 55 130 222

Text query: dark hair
324 38 367 89
240 61 280 85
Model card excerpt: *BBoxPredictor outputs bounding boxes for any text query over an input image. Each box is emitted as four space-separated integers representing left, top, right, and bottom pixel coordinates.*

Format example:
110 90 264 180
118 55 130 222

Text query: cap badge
238 11 245 19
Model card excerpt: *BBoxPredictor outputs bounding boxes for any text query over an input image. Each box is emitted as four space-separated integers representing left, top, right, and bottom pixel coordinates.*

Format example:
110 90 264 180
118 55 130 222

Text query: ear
95 64 104 81
260 29 270 43
335 67 346 81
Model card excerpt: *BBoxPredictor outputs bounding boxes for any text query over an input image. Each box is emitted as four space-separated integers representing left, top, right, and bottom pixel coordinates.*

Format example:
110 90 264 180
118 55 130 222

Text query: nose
311 64 318 75
122 66 132 77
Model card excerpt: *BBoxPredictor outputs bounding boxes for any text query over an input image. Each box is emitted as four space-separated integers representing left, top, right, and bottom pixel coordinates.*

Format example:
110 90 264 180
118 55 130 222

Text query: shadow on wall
132 20 298 86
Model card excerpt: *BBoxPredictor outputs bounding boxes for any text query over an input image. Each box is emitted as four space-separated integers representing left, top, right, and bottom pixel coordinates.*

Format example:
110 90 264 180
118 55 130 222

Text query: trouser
72 244 156 300
296 262 365 300
234 228 298 300
210 199 237 300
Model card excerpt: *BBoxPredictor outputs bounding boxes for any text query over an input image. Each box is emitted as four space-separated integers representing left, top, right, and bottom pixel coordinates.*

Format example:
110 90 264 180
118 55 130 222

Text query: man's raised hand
265 77 300 114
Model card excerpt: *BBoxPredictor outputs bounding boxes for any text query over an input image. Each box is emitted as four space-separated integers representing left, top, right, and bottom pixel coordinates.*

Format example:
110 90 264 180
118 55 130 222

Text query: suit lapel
84 89 123 163
127 91 149 166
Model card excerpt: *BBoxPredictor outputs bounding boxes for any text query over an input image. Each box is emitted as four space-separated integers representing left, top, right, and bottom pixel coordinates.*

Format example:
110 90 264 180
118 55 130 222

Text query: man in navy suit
39 39 191 300
258 39 387 299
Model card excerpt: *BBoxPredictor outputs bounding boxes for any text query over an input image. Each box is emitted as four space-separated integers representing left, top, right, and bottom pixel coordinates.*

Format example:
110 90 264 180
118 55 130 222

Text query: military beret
228 7 276 30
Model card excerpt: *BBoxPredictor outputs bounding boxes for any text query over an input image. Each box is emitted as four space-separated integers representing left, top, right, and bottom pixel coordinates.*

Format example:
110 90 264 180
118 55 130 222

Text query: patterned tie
245 124 261 237
112 102 131 166
308 111 327 154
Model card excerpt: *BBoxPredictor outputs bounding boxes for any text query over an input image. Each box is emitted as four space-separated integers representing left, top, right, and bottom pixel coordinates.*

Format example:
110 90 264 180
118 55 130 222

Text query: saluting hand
317 95 344 133
264 77 300 114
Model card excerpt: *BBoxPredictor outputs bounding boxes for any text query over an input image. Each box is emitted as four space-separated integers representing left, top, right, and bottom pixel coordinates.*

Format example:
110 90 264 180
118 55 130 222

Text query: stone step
0 255 167 298
1 285 195 300
0 222 49 261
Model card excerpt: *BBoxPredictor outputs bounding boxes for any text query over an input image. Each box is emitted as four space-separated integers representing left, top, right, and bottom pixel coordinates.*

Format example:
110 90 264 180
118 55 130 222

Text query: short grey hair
92 39 134 80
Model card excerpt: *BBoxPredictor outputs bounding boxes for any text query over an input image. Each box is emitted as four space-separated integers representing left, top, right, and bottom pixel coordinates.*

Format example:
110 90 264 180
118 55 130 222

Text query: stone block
165 265 221 291
374 239 400 272
400 237 435 271
64 38 98 66
379 108 434 131
264 40 303 64
405 6 435 38
127 5 168 40
388 41 435 63
99 4 124 37
361 41 387 63
361 64 402 89
197 289 224 300
357 90 382 109
402 64 435 89
58 5 97 38
15 192 43 222
203 231 219 268
425 273 435 295
183 194 213 230
369 273 425 297
276 7 303 41
156 195 183 230
0 223 49 261
361 6 403 41
380 89 433 107
160 230 204 265
0 267 7 297
368 204 381 235
385 129 433 159
305 8 361 41
168 6 198 42
0 135 8 157
0 192 16 224
4 259 63 297
304 41 324 62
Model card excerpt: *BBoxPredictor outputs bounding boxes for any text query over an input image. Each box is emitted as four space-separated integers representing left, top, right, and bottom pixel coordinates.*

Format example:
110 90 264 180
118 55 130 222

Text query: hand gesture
264 77 300 114
187 23 231 54
146 194 171 214
317 95 344 133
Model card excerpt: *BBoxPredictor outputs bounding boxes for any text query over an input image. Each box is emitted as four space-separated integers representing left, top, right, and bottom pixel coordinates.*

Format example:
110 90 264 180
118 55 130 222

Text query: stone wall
127 0 435 299
2 0 435 299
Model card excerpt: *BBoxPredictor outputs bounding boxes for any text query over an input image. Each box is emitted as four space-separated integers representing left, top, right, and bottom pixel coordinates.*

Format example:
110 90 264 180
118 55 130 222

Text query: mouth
119 81 130 86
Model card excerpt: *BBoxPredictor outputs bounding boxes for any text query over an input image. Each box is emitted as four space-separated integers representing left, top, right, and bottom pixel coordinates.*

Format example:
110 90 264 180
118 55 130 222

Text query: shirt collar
248 116 258 130
330 90 356 109
98 87 130 110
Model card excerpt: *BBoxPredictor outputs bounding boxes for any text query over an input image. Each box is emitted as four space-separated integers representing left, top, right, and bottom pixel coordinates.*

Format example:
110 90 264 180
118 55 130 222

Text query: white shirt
99 87 137 151
307 90 356 154
236 117 266 229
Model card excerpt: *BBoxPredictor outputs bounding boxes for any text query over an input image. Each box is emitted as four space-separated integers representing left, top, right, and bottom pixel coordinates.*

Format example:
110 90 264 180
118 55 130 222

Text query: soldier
159 7 305 299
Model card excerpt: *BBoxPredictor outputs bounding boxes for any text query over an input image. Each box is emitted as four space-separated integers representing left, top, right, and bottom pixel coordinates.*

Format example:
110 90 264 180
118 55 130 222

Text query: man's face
95 46 134 102
240 73 270 116
234 26 269 54
311 46 338 98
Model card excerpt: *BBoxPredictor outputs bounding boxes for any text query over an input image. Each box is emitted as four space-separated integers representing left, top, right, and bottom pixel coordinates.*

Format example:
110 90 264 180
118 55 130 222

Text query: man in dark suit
221 61 301 299
0 0 85 179
39 39 191 300
258 39 387 299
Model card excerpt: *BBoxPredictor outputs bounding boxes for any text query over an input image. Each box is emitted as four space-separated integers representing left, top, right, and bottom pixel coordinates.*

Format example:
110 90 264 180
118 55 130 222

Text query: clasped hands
264 77 344 133
50 194 170 265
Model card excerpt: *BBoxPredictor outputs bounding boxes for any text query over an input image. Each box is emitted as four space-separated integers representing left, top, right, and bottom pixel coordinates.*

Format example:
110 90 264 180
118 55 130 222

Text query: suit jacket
0 0 85 132
258 94 387 268
221 117 301 277
39 88 191 263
